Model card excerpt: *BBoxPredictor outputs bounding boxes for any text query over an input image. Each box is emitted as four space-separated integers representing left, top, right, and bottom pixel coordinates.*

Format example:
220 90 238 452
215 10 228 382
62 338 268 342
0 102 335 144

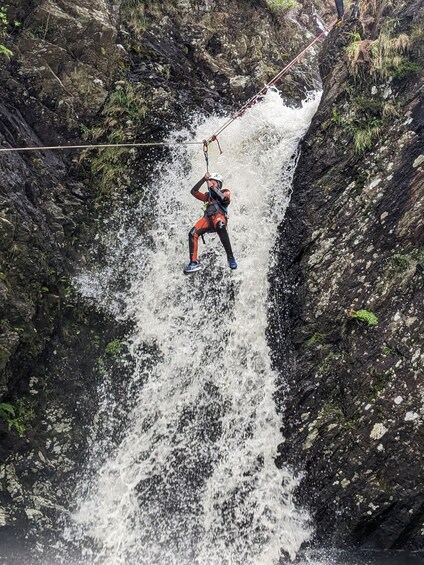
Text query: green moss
319 400 343 420
368 370 393 400
391 248 424 271
354 170 369 193
382 344 397 356
349 309 379 326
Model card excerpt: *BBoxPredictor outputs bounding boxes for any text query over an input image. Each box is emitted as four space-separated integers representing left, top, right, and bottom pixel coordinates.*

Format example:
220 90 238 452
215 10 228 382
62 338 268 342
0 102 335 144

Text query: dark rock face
270 0 424 551
0 0 324 552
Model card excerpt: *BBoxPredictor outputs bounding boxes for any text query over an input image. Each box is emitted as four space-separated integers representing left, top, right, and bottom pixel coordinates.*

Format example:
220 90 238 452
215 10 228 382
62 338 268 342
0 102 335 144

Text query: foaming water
66 90 321 565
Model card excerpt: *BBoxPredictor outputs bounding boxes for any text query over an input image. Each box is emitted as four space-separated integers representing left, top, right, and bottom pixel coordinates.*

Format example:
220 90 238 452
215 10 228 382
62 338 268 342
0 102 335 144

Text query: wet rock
1 0 324 553
270 0 424 552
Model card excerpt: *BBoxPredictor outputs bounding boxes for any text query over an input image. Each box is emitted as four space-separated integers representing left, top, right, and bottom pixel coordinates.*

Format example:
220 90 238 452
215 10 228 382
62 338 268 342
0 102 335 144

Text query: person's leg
212 215 235 261
189 217 209 263
335 0 344 20
217 225 234 259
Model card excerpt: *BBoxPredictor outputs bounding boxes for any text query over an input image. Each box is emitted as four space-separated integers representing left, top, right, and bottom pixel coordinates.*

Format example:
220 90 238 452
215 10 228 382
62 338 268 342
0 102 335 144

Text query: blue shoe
183 261 202 274
228 257 237 270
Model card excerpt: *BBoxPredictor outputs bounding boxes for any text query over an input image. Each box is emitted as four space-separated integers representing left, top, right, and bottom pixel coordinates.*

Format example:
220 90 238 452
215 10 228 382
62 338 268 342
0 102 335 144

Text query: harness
205 189 228 218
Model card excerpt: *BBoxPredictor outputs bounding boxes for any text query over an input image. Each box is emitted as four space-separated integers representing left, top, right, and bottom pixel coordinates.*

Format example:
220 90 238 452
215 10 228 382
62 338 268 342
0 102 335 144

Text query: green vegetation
331 85 401 154
382 344 397 356
352 120 382 153
81 83 148 195
306 332 324 347
368 369 393 400
317 353 339 375
122 0 150 33
348 309 379 326
0 6 13 57
369 28 413 79
266 0 299 13
319 400 343 420
346 19 420 81
105 339 123 356
0 399 34 435
0 402 16 425
354 169 369 193
391 248 424 271
332 104 383 154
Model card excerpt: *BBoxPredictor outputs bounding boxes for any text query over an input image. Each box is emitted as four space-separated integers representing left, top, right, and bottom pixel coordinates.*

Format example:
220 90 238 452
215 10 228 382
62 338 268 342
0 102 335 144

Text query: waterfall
66 90 321 565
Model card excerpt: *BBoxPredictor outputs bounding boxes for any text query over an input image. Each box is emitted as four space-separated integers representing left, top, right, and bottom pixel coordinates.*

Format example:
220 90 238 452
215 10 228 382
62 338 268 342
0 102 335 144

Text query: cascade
65 90 321 565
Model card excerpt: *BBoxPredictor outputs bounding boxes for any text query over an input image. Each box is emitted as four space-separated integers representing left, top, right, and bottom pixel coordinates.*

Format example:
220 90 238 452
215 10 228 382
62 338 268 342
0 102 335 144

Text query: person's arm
190 175 208 202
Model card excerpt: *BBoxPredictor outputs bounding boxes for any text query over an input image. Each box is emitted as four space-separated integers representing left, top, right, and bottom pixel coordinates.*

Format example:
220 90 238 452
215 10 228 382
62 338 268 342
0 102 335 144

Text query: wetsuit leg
189 217 209 262
335 0 344 19
217 224 234 259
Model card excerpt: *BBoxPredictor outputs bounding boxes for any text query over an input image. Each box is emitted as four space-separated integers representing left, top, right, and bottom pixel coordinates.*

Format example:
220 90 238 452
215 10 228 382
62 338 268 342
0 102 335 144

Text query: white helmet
208 173 223 187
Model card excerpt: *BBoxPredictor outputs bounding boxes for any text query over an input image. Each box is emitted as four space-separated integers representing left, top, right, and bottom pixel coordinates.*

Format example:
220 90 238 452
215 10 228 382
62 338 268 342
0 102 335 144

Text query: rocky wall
270 0 424 551
0 0 327 553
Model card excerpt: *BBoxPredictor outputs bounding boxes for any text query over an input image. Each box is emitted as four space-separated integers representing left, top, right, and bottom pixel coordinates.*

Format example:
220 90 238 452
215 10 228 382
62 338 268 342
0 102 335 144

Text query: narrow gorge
0 0 422 564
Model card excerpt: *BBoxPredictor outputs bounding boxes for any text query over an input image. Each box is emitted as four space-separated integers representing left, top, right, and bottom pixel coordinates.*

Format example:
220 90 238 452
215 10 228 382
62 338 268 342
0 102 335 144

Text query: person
184 172 237 274
335 0 344 21
335 0 359 23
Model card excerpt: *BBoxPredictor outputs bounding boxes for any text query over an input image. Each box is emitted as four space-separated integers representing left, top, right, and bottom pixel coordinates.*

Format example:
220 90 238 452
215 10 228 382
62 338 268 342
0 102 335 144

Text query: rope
0 17 335 156
0 140 203 154
203 140 209 172
207 18 337 145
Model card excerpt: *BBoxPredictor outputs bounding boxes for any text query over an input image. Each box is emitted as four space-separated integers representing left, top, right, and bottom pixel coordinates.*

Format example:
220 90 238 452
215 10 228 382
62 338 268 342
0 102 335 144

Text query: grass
352 120 382 153
346 18 419 80
81 83 148 195
333 103 383 155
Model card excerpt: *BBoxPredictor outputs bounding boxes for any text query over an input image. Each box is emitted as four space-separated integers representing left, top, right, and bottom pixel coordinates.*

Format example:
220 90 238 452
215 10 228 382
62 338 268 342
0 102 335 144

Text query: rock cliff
0 0 325 554
271 0 424 552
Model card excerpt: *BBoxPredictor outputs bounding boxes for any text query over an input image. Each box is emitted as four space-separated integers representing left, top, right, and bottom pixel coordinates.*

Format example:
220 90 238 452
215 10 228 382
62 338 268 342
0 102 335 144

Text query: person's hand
204 171 211 179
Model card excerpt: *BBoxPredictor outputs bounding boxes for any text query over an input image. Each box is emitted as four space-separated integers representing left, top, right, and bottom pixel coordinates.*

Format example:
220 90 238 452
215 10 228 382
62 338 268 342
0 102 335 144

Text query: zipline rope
207 18 337 146
0 141 203 154
0 17 336 156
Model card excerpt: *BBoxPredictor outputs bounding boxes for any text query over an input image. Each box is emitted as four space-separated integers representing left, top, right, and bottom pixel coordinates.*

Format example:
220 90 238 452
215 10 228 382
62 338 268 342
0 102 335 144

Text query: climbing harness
0 17 336 157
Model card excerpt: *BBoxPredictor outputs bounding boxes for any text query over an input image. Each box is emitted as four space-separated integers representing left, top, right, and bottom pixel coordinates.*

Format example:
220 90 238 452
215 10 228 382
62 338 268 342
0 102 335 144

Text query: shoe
183 261 202 274
228 257 237 270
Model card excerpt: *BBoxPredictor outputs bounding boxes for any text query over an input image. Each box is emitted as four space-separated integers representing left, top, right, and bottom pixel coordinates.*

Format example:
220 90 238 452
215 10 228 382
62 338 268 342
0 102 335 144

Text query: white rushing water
67 90 320 565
